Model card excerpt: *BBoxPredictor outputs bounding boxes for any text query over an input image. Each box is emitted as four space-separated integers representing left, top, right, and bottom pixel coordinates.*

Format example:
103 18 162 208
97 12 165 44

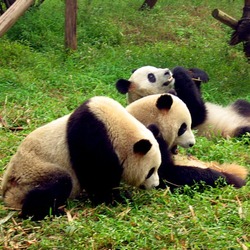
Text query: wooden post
0 0 34 37
212 9 238 29
65 0 77 50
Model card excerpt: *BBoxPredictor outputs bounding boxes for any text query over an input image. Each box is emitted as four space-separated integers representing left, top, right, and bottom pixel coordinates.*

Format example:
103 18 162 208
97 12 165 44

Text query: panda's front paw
188 68 209 83
172 67 193 87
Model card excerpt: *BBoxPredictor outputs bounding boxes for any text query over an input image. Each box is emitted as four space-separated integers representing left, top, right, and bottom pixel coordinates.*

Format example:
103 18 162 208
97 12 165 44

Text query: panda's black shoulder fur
172 66 207 128
152 125 246 190
67 100 123 205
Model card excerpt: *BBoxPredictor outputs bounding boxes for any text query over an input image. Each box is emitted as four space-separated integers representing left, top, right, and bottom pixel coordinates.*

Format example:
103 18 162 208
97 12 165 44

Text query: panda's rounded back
2 114 81 209
14 115 72 168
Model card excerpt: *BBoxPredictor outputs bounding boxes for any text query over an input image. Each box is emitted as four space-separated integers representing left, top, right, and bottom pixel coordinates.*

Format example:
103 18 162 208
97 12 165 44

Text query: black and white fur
126 94 246 189
2 96 161 220
116 66 250 139
148 124 246 190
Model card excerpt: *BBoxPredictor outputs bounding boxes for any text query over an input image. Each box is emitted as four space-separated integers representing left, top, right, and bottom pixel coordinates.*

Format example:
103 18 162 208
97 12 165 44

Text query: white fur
2 114 81 209
197 102 250 138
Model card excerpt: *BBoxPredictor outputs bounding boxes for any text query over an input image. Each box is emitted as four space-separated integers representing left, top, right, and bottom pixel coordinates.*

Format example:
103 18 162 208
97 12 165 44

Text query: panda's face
128 66 175 103
157 95 195 149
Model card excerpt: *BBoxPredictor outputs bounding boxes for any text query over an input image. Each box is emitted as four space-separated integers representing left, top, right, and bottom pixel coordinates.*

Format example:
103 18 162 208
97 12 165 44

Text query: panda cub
2 96 161 220
116 66 250 139
126 94 247 189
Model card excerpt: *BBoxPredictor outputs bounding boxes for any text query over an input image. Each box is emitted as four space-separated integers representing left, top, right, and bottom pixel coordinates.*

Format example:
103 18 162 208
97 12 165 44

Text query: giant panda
125 94 248 189
116 66 250 139
2 96 162 220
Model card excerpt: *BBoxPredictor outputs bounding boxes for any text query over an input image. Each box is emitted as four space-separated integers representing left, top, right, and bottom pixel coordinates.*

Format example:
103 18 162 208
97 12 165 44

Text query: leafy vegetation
0 0 249 249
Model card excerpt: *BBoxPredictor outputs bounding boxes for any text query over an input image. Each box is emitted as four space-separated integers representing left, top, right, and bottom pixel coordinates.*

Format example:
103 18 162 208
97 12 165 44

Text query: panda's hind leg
234 126 250 139
21 171 72 220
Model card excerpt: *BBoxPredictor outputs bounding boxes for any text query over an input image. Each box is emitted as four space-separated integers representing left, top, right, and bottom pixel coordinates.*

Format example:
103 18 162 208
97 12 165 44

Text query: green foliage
0 0 250 249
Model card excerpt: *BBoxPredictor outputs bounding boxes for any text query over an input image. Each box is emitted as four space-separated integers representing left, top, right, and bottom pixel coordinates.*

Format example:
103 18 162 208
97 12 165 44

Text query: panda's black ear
116 79 132 94
156 94 173 110
133 139 152 155
147 124 160 138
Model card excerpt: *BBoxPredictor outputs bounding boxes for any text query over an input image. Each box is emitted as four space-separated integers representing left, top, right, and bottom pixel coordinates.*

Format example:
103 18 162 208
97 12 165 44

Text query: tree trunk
65 0 77 50
0 0 34 37
139 0 158 11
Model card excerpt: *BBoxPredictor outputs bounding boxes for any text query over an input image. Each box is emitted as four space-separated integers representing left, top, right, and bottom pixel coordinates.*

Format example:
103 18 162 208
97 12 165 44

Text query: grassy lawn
0 0 249 249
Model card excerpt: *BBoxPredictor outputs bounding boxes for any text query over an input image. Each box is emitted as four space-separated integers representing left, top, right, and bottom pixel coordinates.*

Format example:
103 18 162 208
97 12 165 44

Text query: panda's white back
2 114 81 201
197 102 250 138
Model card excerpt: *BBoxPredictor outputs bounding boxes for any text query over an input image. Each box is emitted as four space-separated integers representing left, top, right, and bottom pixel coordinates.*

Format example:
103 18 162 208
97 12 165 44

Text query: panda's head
116 66 174 103
126 94 195 150
116 66 209 104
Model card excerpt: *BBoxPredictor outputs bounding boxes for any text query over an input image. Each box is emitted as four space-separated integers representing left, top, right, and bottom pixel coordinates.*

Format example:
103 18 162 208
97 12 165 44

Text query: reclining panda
116 66 250 139
125 93 248 190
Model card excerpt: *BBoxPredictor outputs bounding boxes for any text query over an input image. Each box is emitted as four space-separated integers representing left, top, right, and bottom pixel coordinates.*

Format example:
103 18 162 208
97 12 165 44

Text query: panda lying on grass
125 93 248 190
2 95 247 220
116 66 250 139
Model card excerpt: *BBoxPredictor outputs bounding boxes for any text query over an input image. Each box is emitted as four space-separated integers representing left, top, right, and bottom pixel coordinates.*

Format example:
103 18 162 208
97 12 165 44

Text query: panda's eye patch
148 73 156 83
178 123 187 136
146 167 155 179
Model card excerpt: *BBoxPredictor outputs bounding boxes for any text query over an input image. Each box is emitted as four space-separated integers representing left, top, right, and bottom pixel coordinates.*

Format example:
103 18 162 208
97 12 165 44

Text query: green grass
0 0 250 249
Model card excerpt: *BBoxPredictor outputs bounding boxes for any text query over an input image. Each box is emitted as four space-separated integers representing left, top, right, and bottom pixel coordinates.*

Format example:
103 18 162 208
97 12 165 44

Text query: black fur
116 79 131 94
188 67 209 91
234 126 250 138
172 66 207 128
67 100 124 205
156 94 173 110
21 173 72 220
152 128 246 190
133 139 152 154
231 99 250 117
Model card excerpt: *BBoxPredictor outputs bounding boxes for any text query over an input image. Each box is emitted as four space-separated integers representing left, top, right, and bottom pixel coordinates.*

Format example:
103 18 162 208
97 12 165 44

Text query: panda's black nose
189 143 194 147
139 185 146 190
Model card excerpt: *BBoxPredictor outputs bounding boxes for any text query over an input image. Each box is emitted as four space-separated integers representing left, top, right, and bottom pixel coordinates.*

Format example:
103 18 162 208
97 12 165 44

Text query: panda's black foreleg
172 66 207 128
21 173 72 220
159 165 246 191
